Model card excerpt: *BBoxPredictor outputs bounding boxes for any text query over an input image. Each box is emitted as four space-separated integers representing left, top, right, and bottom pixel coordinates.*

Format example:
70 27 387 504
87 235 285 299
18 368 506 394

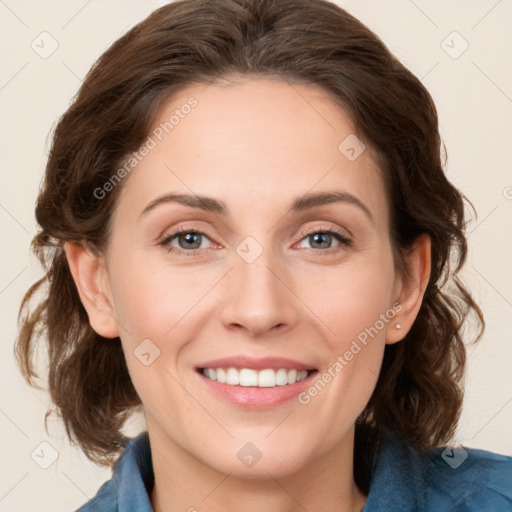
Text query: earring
395 323 401 329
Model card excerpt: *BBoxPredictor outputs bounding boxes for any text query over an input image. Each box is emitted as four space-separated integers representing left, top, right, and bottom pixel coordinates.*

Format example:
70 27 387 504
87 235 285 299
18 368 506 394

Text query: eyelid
158 221 353 254
158 224 218 250
296 222 351 242
293 223 352 252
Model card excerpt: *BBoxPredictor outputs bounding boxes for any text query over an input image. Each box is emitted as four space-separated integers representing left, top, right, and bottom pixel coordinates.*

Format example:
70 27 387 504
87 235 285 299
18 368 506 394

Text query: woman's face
88 77 422 477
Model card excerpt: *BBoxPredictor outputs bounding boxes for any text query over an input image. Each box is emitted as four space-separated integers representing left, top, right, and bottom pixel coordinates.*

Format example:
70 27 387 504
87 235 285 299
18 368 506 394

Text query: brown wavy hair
15 0 484 492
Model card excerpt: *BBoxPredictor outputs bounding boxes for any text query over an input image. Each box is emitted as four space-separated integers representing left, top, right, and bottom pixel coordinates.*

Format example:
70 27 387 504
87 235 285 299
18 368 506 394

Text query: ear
385 233 431 344
64 241 120 338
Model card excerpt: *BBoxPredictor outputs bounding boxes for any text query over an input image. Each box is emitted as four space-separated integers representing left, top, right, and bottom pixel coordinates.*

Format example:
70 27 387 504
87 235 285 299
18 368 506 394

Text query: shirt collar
113 431 154 511
361 430 423 511
112 429 421 511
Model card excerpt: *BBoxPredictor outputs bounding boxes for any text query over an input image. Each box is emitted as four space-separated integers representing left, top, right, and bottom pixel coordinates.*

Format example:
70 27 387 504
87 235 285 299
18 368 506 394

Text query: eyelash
158 224 352 257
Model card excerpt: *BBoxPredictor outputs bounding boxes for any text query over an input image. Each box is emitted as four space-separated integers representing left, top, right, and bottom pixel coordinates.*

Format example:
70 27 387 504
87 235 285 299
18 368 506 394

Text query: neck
148 421 367 512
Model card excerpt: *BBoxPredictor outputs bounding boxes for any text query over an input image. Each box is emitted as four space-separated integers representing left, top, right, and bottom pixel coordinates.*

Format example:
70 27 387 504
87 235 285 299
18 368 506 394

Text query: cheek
108 255 216 343
301 256 396 346
106 257 202 414
296 270 392 444
298 254 395 405
106 255 226 397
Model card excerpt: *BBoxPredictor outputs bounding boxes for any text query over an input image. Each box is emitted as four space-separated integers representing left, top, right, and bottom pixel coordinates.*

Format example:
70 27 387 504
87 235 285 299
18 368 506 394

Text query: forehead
114 77 388 228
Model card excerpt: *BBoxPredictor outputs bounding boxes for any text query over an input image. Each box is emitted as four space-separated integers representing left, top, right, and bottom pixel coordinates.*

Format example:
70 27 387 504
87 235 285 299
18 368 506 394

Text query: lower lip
196 370 318 409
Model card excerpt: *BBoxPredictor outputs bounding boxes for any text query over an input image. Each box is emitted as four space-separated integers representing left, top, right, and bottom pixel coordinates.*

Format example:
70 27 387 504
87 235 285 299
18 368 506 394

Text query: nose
220 251 299 338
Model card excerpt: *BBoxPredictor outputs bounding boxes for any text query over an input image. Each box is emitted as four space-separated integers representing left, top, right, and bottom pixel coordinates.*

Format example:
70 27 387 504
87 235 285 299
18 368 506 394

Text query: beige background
1 0 511 510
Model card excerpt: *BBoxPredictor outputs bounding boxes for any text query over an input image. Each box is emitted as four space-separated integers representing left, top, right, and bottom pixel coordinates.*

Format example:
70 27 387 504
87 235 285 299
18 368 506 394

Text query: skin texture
65 77 431 512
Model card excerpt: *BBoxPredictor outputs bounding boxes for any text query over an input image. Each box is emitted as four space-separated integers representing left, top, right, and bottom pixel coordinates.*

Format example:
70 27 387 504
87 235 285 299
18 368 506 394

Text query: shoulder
412 439 512 511
366 429 512 511
73 432 153 512
74 479 117 512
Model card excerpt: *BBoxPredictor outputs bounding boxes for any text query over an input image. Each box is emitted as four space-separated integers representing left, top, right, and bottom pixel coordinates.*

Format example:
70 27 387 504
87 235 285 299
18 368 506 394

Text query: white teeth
239 368 258 386
258 369 275 387
287 369 297 384
216 368 226 384
226 367 240 385
201 367 310 387
275 368 288 385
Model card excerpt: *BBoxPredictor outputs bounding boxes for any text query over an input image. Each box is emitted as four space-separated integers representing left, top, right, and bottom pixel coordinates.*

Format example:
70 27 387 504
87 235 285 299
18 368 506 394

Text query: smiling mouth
197 367 318 388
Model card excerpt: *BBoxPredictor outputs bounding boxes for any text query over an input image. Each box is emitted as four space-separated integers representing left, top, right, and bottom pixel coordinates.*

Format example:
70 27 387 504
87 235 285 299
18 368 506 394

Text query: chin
201 439 312 480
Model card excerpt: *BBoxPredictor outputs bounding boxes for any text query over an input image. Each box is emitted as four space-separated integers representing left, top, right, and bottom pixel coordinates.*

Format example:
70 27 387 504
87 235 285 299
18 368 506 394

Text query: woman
16 0 512 510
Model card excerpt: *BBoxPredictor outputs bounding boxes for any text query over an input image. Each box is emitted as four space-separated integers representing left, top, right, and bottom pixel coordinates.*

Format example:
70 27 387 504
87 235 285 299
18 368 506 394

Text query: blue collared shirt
75 430 512 511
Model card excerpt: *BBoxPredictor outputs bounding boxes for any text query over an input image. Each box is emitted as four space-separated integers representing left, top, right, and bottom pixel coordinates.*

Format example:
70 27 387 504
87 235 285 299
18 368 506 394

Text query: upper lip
196 356 316 371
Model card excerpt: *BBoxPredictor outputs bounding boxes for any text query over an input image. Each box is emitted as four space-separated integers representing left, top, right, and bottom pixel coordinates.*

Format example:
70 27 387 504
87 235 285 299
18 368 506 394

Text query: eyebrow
141 189 374 224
